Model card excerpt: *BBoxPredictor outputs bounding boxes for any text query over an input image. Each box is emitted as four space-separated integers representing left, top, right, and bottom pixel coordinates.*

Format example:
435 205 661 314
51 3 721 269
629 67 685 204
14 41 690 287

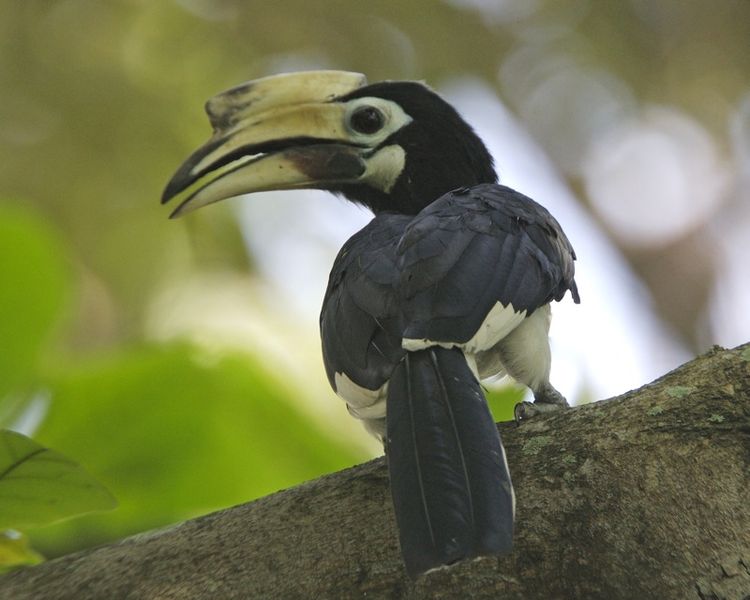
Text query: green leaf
0 430 117 530
485 384 525 423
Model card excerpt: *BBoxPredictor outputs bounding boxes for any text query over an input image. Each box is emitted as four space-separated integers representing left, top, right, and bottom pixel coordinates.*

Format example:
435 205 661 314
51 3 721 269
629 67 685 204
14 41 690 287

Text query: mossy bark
1 343 749 600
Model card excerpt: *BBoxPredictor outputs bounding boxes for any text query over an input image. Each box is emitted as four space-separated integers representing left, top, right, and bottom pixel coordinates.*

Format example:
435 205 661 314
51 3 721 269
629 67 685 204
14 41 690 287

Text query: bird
162 70 580 579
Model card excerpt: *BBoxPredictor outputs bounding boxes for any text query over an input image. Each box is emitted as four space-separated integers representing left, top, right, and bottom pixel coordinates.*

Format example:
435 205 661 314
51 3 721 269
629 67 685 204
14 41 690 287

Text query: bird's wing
321 184 579 394
320 213 410 395
397 183 579 348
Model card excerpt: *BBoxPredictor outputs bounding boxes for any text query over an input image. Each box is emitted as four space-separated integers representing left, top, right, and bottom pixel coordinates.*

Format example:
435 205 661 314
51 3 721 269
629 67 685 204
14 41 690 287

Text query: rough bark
1 343 749 600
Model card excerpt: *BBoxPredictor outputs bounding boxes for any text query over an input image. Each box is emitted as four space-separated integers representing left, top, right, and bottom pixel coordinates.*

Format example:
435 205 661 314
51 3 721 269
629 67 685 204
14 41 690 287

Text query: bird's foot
514 383 569 425
513 401 566 424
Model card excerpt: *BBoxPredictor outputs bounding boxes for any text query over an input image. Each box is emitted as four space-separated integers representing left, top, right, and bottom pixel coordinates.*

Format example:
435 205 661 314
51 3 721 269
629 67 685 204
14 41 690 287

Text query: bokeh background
1 0 749 559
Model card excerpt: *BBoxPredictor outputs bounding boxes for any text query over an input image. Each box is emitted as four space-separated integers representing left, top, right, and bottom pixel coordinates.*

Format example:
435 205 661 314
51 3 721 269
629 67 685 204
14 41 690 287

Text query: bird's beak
161 70 369 218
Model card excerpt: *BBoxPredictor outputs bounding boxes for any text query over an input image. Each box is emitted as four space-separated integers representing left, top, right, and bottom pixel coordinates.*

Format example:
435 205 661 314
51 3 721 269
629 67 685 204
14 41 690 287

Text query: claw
514 399 568 425
534 382 569 407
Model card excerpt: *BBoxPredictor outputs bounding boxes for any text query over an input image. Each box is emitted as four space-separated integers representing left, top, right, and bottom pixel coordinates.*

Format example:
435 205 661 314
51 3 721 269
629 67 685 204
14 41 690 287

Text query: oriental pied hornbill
162 71 579 579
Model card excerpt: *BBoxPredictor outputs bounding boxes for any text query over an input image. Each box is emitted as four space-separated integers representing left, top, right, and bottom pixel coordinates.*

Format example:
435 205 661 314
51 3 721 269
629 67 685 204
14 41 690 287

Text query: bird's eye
349 106 385 135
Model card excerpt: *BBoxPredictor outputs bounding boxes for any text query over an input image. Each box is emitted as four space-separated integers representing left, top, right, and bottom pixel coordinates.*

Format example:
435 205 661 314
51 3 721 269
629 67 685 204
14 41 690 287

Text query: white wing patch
401 301 527 354
333 371 387 420
464 301 528 353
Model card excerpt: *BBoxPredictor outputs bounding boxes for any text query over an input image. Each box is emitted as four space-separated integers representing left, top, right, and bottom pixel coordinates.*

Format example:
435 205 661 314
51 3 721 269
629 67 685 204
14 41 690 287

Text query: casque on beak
161 70 369 218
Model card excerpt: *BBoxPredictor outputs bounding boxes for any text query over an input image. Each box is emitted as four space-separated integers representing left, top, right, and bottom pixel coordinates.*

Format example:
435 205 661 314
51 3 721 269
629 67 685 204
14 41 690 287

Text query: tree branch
2 343 749 599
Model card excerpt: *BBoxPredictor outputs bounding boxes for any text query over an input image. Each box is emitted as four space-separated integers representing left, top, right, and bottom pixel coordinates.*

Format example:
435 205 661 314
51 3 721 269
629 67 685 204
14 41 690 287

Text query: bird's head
162 70 496 217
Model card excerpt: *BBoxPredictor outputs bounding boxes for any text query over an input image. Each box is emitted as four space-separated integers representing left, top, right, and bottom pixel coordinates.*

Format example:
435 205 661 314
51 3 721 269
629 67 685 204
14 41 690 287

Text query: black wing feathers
320 214 409 391
397 184 578 345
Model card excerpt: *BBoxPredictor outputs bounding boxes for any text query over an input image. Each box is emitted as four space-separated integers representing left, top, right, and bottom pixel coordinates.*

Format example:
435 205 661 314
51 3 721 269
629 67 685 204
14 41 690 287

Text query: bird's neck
338 157 497 215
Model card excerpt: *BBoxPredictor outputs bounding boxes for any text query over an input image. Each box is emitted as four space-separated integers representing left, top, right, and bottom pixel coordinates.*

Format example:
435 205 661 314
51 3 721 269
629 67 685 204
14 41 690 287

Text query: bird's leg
514 381 569 424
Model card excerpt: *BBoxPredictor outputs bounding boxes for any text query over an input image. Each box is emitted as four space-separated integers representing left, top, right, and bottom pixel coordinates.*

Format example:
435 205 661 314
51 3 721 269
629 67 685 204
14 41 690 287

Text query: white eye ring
343 97 412 145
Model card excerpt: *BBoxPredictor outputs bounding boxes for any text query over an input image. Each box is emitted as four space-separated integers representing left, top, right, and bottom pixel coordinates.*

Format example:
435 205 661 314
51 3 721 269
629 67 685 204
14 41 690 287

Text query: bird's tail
386 346 514 579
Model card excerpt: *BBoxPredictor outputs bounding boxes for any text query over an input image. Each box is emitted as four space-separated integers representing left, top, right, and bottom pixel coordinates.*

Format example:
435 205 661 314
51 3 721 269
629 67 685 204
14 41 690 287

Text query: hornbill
162 71 580 579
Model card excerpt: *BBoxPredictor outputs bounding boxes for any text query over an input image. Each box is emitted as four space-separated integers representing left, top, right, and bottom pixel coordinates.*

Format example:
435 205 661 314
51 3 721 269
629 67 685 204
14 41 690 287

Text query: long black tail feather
386 347 514 578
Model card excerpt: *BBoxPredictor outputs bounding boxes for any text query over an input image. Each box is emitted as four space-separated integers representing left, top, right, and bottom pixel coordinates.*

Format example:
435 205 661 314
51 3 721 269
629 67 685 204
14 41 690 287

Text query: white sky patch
0 390 50 437
583 106 730 248
237 189 372 317
442 0 541 24
710 222 750 348
709 92 750 347
501 55 638 177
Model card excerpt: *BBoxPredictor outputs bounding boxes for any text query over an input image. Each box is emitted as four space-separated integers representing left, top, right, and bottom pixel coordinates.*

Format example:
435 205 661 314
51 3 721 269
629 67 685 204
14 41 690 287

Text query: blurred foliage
0 0 748 561
0 429 116 532
0 203 363 558
0 205 69 401
33 341 363 557
0 532 43 574
486 385 525 424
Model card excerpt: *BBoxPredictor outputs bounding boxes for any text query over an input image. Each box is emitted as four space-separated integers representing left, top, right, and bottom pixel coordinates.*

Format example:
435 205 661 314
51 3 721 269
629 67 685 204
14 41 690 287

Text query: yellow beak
162 70 369 218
